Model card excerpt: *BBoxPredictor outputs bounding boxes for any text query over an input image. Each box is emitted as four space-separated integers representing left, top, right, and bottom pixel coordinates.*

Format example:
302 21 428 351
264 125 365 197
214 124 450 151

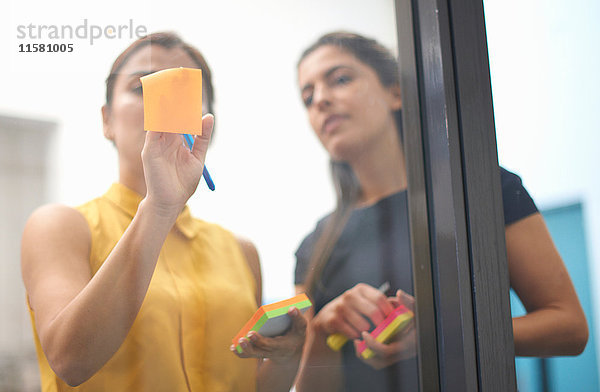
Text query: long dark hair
298 31 403 296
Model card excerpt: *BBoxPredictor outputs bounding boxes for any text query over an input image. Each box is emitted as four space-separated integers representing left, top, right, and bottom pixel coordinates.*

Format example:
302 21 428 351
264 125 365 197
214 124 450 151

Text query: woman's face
102 44 208 170
297 45 401 162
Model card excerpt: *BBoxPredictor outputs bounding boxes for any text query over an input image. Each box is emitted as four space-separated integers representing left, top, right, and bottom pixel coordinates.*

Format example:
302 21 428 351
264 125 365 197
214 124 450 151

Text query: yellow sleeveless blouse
28 183 258 391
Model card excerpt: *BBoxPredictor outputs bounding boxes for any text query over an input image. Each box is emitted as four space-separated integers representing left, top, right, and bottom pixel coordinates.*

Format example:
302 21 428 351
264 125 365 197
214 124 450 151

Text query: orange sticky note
140 67 203 135
232 293 312 353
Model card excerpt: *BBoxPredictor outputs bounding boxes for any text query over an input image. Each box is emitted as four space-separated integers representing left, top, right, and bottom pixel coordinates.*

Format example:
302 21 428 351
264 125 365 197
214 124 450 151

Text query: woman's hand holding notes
231 294 310 363
353 290 416 370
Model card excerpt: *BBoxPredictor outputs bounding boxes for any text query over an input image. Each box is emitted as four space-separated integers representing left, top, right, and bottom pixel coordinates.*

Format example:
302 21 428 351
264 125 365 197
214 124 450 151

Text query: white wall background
484 0 600 368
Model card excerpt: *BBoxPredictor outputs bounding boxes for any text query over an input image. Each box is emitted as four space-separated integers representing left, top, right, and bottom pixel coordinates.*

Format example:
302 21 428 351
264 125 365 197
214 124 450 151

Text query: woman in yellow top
21 32 305 392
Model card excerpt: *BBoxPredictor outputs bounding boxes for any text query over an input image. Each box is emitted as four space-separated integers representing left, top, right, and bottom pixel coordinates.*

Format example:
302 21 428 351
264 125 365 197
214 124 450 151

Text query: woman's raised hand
141 114 214 215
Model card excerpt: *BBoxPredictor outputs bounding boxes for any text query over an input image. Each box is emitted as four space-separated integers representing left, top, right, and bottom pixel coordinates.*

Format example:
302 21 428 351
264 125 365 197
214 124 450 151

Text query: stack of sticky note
356 304 414 359
140 67 204 135
232 293 312 353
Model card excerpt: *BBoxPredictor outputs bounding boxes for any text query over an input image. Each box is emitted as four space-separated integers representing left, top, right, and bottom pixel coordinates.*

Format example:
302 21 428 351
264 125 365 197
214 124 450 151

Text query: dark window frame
396 0 517 390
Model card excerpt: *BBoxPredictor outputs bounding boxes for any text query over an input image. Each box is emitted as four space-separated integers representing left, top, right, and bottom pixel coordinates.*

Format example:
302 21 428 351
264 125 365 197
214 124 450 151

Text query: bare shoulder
505 211 544 235
22 204 91 257
505 212 556 262
22 204 92 310
25 203 88 226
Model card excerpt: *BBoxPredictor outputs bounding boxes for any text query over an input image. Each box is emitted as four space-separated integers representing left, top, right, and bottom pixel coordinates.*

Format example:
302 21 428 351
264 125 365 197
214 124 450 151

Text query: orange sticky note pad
140 67 203 135
232 293 312 353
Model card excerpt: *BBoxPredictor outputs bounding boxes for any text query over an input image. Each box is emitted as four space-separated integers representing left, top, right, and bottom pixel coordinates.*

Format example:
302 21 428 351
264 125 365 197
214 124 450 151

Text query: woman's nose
312 84 332 110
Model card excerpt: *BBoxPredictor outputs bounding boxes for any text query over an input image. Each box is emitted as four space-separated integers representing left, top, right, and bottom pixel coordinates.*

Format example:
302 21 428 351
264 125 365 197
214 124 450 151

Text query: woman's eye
334 75 352 85
131 85 143 95
303 95 313 107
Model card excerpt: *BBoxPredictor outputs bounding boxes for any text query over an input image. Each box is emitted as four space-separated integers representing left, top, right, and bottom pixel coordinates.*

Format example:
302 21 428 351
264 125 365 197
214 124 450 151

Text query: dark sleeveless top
295 168 537 391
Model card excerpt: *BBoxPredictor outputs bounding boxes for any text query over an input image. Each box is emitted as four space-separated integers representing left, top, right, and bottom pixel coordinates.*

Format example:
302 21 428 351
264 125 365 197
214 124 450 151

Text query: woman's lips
322 114 348 135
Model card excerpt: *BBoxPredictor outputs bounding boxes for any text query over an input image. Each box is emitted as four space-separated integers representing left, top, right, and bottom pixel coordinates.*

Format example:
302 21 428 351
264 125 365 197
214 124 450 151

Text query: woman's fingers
289 307 308 337
340 305 373 337
319 301 369 339
359 284 394 317
396 289 415 310
143 113 214 164
353 321 417 369
231 307 307 361
329 315 364 340
245 309 304 352
343 283 392 326
191 114 214 160
143 131 186 161
145 129 161 142
232 335 264 358
314 283 394 342
359 331 393 357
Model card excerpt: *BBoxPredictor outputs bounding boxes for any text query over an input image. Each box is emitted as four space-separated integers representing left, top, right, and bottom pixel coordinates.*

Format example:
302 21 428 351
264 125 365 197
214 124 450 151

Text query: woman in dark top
293 31 588 392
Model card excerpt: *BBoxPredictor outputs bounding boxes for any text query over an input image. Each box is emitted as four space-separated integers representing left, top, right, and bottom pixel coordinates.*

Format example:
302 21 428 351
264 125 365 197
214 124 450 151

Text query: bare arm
508 213 588 356
21 116 215 386
22 200 179 386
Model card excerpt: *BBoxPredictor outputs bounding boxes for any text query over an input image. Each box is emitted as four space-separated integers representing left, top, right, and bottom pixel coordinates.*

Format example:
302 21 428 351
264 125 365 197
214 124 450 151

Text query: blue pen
183 133 215 191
